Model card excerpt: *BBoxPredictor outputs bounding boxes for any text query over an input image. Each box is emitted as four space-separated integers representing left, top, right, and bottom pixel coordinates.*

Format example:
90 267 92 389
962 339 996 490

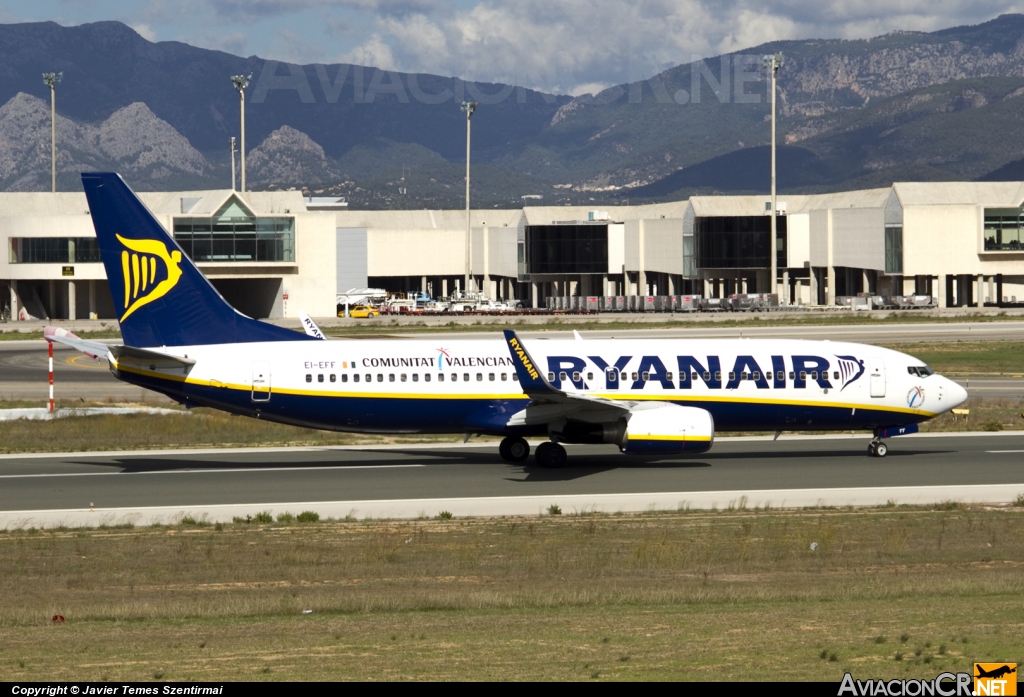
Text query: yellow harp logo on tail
116 234 183 322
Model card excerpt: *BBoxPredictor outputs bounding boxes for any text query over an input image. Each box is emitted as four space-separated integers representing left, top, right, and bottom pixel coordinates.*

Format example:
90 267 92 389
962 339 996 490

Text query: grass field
3 309 1024 342
1 506 1022 681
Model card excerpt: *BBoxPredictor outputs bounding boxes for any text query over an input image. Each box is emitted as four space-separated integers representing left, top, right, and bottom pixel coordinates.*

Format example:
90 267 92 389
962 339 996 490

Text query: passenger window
703 371 710 381
692 372 699 380
799 371 807 380
501 373 507 381
559 371 568 381
424 373 431 382
316 374 322 383
715 371 722 381
752 371 760 381
476 373 483 382
833 371 840 380
631 372 639 381
642 372 649 381
353 374 360 383
729 372 736 381
607 369 617 382
412 374 419 382
330 374 336 383
389 374 395 382
400 374 407 382
811 371 818 380
305 374 312 383
586 372 593 380
488 373 495 381
377 374 384 382
572 371 580 382
789 371 795 380
450 373 457 382
341 374 348 383
740 372 747 381
512 374 519 382
366 374 372 383
777 371 784 381
665 372 673 381
464 373 470 382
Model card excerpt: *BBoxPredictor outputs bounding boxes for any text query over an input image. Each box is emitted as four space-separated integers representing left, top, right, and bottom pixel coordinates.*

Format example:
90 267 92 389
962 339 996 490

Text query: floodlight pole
230 136 237 191
231 74 251 192
43 72 62 193
461 100 477 295
763 53 783 300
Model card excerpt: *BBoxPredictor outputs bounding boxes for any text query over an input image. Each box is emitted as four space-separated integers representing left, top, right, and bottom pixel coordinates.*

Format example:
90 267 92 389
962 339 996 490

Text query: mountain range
4 17 1024 205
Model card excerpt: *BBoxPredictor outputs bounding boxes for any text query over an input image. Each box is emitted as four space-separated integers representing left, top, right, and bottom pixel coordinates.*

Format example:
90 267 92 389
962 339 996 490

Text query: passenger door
252 361 271 402
868 359 886 398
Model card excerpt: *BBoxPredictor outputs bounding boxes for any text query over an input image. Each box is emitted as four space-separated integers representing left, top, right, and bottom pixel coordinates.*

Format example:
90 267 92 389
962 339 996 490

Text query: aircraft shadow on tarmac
72 445 948 476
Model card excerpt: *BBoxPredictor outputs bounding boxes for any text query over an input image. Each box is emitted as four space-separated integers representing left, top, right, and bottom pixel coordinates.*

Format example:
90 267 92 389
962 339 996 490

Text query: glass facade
694 216 787 269
526 224 608 274
885 225 903 274
984 209 1023 251
173 202 295 263
9 237 101 264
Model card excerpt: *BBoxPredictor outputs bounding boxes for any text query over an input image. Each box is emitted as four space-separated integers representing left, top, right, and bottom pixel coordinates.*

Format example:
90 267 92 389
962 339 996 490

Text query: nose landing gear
867 439 888 457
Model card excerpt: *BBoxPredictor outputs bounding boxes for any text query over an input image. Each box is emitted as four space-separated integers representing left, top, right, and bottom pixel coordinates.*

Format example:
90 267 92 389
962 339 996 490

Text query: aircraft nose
946 378 968 409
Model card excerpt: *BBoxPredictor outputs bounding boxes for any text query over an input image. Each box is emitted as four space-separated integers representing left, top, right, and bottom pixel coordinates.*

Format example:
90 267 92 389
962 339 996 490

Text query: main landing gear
534 441 568 468
498 437 567 467
867 438 888 458
498 436 530 463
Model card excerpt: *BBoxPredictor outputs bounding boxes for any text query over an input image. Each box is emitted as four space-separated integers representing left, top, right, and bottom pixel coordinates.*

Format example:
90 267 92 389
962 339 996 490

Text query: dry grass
879 341 1024 376
1 507 1022 680
0 404 478 453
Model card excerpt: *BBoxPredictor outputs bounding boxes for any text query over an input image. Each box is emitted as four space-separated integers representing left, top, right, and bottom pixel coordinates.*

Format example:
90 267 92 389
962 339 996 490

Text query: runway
2 432 1023 527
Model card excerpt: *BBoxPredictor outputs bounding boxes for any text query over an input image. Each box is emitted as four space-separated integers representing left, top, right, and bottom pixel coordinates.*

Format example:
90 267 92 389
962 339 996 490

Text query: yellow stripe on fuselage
109 362 935 417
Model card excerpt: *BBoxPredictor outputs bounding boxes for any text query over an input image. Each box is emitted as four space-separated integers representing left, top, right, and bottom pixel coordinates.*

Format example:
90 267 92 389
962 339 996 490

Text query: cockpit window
907 365 934 377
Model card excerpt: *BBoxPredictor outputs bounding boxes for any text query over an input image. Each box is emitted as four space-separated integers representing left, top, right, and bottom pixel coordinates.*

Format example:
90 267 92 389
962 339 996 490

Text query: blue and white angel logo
834 355 866 391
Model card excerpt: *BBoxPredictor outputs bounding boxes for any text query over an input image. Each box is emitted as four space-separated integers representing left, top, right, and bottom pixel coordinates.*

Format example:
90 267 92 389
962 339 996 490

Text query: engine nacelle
621 403 715 455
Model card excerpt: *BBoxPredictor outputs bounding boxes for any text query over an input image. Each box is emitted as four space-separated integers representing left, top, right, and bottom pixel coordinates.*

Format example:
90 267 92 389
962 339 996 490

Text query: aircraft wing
502 329 631 417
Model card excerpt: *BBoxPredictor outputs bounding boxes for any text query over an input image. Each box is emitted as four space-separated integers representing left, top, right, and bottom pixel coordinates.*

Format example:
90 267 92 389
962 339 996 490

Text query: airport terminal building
3 181 1024 320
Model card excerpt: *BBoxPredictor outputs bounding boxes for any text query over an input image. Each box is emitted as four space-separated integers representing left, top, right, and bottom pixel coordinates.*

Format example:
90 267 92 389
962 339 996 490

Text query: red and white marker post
48 340 54 414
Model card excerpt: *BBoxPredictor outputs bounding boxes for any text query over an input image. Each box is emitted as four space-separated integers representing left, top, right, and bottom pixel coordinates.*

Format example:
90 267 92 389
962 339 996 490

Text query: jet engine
621 403 715 455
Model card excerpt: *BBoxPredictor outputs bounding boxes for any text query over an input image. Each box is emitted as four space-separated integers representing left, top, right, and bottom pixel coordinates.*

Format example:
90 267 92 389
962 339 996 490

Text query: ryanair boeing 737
49 173 969 467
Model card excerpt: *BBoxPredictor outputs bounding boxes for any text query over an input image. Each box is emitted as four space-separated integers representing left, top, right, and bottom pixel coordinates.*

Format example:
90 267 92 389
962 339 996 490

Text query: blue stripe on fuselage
116 369 928 436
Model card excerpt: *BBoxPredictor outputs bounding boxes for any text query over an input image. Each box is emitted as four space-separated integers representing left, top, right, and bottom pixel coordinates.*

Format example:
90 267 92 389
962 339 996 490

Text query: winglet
502 329 557 395
298 311 326 340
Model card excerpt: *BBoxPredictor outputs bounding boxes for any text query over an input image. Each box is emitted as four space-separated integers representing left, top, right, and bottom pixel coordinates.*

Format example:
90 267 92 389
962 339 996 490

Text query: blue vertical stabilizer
82 173 313 347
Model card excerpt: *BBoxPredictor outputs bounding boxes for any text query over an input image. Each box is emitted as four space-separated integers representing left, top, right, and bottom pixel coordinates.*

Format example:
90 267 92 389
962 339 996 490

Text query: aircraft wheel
867 443 877 456
499 436 530 463
875 442 888 457
534 442 553 467
536 442 567 468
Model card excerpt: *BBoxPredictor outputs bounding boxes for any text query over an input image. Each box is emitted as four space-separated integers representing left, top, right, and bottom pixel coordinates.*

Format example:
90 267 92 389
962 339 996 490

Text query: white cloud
129 23 157 42
339 0 1024 93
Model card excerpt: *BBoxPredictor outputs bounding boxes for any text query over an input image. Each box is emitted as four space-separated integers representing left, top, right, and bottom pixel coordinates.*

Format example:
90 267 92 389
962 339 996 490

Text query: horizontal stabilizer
44 326 106 360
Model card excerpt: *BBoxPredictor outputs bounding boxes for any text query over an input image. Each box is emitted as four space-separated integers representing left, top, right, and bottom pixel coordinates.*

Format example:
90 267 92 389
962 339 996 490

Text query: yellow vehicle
342 305 379 318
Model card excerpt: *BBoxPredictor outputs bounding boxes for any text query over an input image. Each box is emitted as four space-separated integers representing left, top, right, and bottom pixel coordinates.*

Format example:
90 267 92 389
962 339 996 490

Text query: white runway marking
986 450 1024 453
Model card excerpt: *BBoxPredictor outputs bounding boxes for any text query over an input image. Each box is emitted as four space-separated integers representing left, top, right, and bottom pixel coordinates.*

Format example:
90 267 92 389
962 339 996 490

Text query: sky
4 0 1024 95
